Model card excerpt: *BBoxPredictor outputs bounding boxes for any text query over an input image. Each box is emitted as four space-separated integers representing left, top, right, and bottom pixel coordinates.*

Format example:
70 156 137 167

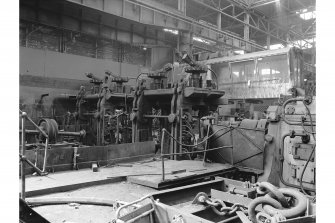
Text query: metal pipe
21 112 26 200
58 130 86 137
42 138 48 173
20 130 85 137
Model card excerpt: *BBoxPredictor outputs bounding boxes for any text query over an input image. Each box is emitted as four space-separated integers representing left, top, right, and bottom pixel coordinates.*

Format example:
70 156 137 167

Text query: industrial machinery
205 47 315 121
52 71 134 146
114 178 315 223
114 92 316 222
130 53 225 159
206 95 316 195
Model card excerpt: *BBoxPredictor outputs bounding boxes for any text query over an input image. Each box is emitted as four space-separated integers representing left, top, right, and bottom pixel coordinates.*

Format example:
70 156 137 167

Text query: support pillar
178 0 186 16
179 31 193 56
217 12 222 30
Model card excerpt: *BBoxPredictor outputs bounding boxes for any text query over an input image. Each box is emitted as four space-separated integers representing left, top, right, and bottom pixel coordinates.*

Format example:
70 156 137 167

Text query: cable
299 100 316 196
208 67 219 90
162 127 228 148
301 121 316 134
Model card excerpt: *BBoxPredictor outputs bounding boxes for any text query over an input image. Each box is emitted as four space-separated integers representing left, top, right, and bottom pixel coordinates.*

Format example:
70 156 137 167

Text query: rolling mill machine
52 71 134 146
130 53 225 159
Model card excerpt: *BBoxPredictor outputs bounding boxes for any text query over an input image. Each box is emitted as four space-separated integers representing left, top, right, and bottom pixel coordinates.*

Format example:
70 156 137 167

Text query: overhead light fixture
143 47 147 51
163 28 179 35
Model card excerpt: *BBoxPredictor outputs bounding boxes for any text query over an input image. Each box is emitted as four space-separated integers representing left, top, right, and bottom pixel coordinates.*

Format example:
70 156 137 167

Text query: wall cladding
20 21 149 66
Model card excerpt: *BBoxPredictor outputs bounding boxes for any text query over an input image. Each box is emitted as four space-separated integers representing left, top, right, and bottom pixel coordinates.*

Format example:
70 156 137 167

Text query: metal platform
127 160 234 189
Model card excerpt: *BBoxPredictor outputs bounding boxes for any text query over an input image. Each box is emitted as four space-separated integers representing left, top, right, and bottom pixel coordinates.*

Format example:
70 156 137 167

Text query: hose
248 196 282 223
262 188 307 219
299 100 316 196
256 182 289 208
26 197 117 207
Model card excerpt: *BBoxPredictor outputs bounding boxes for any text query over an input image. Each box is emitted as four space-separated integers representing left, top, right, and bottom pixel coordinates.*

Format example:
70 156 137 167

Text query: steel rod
161 130 165 181
21 113 26 200
179 108 183 158
203 124 211 166
25 115 48 138
127 209 154 223
20 154 44 176
42 138 48 173
161 145 233 157
217 215 239 223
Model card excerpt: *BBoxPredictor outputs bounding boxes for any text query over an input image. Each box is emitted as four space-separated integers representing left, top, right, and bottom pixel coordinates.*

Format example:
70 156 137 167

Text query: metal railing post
161 129 165 181
21 112 27 200
42 137 49 172
202 123 211 167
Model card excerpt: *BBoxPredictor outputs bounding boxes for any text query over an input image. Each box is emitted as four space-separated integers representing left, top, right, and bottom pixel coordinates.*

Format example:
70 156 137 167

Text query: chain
205 198 246 216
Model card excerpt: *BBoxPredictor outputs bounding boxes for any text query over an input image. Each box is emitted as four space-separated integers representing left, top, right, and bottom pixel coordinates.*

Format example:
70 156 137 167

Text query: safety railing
19 110 49 200
160 127 234 181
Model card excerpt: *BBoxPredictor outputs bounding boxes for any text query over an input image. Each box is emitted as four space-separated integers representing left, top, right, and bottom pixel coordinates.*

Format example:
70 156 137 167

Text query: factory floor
32 182 156 223
22 158 233 222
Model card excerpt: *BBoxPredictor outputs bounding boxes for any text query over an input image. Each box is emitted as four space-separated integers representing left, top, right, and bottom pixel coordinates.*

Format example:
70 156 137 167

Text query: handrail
160 128 233 181
20 110 49 138
19 110 49 200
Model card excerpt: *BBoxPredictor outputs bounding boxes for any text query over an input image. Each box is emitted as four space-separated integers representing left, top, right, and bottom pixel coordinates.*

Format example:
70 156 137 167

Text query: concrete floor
23 159 233 223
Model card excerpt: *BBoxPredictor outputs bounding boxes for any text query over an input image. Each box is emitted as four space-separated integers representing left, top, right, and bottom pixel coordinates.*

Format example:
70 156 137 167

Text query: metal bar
249 0 278 9
161 145 233 157
21 113 26 200
126 209 154 223
217 215 239 223
116 115 120 144
42 138 48 173
202 124 211 166
25 116 48 138
20 154 44 176
116 195 152 219
143 115 169 118
234 128 263 152
161 129 165 181
179 108 183 158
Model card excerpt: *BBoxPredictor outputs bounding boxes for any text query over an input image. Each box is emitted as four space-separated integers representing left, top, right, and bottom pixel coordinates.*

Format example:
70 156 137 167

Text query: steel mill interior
18 0 316 222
